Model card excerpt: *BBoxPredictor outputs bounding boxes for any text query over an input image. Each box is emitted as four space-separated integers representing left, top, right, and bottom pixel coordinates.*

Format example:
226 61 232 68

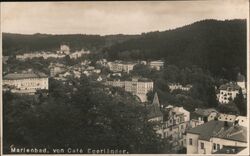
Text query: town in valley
1 1 248 155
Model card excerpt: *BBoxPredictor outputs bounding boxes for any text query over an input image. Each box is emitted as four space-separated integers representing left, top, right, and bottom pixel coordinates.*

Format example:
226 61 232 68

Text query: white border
0 1 249 156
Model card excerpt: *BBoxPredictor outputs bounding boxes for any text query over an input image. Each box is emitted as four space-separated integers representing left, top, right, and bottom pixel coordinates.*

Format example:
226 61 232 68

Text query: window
200 142 204 149
217 144 220 150
213 143 216 150
189 138 192 145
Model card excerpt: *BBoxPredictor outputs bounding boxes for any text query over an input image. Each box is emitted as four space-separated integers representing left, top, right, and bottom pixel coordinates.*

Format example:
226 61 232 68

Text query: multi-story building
218 82 240 104
186 120 247 154
108 61 137 73
147 96 190 151
149 60 164 70
105 77 153 102
3 71 49 94
168 83 193 92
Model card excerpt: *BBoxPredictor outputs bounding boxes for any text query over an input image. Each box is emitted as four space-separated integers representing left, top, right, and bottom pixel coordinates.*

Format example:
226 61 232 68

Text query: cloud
1 1 249 35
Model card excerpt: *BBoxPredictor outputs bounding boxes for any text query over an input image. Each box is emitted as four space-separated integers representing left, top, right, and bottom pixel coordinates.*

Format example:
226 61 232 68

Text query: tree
3 77 164 154
131 64 151 78
146 90 154 102
234 88 246 116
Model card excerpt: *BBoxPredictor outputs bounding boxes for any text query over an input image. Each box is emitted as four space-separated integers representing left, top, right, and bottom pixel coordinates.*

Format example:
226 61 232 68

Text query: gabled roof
186 120 247 142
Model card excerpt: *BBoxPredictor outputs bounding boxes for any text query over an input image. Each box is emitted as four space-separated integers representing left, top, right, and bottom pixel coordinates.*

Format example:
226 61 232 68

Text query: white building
218 82 241 104
59 44 70 55
186 120 247 154
3 71 49 94
69 49 90 59
149 60 164 70
105 77 153 102
217 113 248 127
108 61 137 73
168 83 193 92
16 52 65 60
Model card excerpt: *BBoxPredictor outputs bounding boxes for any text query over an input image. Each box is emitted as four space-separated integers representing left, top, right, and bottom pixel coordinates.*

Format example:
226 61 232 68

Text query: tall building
105 77 153 102
147 99 190 151
3 71 49 94
186 120 247 154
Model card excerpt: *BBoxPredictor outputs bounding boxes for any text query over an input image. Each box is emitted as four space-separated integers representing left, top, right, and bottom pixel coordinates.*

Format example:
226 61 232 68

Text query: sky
1 1 249 35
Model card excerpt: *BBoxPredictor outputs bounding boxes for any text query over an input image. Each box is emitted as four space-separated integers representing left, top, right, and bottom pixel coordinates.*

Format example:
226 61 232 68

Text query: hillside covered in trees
2 33 138 55
105 19 247 80
3 19 247 80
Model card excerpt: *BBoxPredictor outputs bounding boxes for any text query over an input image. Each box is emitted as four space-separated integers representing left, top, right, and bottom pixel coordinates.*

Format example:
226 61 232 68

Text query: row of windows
189 139 222 151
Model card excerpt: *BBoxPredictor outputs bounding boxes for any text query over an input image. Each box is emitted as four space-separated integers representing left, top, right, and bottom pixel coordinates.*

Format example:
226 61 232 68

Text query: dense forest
3 76 168 154
104 19 246 80
2 33 138 55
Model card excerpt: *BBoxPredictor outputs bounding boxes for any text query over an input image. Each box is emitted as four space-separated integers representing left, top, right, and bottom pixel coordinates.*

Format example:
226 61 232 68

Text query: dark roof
186 120 247 142
4 72 47 80
219 83 240 91
147 92 163 119
194 108 218 117
213 146 246 154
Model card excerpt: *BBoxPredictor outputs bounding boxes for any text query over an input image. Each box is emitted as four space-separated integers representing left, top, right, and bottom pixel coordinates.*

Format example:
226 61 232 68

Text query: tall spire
152 92 160 107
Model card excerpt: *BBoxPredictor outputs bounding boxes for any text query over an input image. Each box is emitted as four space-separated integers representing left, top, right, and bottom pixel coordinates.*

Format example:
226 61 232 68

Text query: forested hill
2 19 247 78
2 33 139 55
105 19 247 77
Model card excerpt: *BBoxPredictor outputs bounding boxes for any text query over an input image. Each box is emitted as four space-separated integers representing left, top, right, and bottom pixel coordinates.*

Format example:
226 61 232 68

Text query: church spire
152 92 160 107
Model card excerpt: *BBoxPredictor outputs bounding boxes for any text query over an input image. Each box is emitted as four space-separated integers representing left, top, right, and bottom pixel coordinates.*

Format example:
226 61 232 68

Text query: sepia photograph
1 0 249 155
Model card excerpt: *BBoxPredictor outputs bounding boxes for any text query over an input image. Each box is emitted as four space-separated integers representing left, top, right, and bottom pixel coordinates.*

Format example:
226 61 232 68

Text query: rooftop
194 108 218 117
219 82 240 91
186 120 247 142
4 72 48 80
